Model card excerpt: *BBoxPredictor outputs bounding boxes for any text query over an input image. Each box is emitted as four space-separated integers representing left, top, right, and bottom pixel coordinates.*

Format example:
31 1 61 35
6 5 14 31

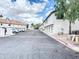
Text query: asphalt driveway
0 30 79 59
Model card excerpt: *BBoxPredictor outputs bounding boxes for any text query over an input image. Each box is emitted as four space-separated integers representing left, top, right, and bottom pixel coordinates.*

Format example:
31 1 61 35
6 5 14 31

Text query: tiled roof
0 19 26 25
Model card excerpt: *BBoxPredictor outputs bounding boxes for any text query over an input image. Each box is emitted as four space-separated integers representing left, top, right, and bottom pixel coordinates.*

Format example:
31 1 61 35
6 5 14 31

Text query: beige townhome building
0 17 27 37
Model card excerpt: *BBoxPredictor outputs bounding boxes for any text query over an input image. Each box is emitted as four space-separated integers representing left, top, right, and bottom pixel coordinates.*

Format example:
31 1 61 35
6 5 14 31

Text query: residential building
40 11 79 35
0 17 27 37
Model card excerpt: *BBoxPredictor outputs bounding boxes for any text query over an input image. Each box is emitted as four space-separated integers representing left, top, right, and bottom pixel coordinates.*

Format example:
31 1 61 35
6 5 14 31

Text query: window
1 23 2 25
8 24 11 26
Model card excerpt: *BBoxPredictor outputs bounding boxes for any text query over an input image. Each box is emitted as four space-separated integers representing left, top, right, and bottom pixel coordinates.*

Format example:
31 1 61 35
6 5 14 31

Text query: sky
0 0 55 24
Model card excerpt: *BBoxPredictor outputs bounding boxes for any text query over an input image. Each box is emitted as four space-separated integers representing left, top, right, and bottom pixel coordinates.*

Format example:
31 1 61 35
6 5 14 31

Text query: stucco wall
40 13 79 34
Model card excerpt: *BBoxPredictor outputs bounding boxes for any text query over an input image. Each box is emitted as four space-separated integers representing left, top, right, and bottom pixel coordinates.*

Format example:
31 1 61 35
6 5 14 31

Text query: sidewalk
0 34 15 37
52 35 79 53
42 31 79 52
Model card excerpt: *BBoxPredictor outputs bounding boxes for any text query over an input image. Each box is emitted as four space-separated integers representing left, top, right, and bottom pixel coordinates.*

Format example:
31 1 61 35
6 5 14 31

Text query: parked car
72 30 79 35
12 28 19 33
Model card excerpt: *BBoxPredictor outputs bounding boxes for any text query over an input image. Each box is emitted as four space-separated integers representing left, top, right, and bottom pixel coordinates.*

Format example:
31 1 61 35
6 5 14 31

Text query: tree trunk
69 21 72 34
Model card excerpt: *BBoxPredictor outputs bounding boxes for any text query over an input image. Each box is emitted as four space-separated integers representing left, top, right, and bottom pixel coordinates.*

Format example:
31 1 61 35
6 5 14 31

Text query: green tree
0 15 3 17
55 0 79 34
55 0 67 19
31 23 41 29
64 0 77 34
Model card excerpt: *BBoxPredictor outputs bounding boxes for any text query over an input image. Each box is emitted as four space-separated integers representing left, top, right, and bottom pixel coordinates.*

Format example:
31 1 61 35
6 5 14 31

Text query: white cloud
23 16 43 24
44 0 48 2
18 13 38 18
0 0 47 23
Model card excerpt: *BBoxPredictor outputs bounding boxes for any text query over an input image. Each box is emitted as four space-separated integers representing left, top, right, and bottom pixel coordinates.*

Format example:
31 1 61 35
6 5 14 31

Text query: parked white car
12 28 19 33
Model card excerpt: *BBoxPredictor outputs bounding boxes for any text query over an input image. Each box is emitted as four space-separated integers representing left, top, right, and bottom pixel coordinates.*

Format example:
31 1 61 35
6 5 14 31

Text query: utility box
0 28 5 37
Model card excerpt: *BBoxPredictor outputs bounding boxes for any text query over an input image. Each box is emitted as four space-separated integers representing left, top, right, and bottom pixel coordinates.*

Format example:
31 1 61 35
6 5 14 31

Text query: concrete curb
40 31 79 53
52 36 79 53
0 34 15 37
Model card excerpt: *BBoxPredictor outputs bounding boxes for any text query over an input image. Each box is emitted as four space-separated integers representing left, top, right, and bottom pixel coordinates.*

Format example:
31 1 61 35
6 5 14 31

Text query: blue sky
0 0 55 23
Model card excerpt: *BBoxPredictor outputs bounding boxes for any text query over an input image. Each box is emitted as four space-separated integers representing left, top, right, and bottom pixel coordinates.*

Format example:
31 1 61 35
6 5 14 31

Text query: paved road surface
0 30 79 59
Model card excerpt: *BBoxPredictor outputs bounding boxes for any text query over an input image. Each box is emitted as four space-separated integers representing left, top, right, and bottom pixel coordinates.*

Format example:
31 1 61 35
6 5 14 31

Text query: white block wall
40 13 79 34
6 28 14 35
